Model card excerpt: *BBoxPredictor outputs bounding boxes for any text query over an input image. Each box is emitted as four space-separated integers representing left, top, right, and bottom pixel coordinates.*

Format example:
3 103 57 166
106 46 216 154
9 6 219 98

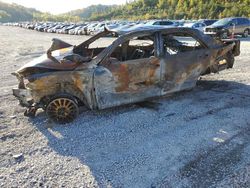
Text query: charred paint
113 64 130 92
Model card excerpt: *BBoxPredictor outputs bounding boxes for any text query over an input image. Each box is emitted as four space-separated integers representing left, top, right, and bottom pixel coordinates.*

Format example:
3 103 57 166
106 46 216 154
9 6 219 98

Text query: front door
93 33 162 109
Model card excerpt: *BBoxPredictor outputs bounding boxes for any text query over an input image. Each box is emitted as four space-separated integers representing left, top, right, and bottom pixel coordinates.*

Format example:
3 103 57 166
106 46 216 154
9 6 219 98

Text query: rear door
159 31 213 94
238 18 249 34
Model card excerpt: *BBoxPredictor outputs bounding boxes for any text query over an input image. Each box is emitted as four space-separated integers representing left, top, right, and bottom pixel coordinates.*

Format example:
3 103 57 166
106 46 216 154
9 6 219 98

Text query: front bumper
12 88 33 107
204 29 228 37
204 31 217 35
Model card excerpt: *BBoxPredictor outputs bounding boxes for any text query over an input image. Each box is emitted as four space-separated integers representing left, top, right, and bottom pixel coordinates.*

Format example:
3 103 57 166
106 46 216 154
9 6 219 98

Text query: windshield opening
213 18 232 26
73 30 117 60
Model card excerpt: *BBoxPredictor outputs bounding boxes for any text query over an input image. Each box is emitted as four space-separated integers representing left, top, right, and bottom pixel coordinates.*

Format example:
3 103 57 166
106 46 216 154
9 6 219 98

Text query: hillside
0 1 40 22
88 0 250 20
66 4 118 20
0 2 113 22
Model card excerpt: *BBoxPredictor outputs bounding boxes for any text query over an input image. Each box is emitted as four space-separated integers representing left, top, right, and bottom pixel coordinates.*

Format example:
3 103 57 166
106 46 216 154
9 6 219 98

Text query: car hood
17 47 73 71
15 38 95 77
16 46 92 78
206 25 225 29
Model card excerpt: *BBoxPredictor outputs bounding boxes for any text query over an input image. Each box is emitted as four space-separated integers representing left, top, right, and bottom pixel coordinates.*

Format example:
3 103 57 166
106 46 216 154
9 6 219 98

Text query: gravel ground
0 26 250 188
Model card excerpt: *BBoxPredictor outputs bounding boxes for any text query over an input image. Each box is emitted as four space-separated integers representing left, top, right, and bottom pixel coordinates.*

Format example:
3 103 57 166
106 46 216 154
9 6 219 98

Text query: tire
226 52 235 68
243 29 249 38
46 96 79 124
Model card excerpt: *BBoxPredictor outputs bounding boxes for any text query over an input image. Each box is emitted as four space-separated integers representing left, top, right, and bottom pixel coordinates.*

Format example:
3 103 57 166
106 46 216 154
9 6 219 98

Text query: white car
145 20 177 27
113 20 177 36
183 22 206 32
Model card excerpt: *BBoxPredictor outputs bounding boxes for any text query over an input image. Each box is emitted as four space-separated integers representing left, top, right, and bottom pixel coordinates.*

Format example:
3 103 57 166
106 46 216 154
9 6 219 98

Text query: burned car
12 27 240 123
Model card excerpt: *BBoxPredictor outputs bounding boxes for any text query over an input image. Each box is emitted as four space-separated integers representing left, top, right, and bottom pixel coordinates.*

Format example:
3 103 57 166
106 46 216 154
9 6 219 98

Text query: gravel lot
0 26 250 188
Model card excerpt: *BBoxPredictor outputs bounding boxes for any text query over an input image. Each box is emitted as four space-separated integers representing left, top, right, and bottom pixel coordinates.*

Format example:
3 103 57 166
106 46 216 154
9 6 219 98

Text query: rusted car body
12 27 240 123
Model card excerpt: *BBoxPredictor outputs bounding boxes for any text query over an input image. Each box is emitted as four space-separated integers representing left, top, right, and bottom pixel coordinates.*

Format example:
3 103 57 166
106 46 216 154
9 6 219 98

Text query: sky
1 0 128 14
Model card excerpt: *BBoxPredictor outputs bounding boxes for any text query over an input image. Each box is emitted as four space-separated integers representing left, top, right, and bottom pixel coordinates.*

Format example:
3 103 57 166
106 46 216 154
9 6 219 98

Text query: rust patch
150 57 160 66
146 58 160 85
114 64 130 92
146 67 157 85
73 73 84 91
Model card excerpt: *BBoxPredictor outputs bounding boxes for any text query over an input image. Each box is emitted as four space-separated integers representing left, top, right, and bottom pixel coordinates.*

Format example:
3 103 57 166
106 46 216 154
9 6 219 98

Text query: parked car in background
4 18 249 38
92 23 120 35
204 17 250 38
60 24 78 34
76 25 89 35
112 20 177 36
35 22 48 32
89 22 106 35
146 20 177 27
199 19 218 26
68 25 84 35
85 22 98 35
109 22 137 36
48 24 64 33
182 22 206 31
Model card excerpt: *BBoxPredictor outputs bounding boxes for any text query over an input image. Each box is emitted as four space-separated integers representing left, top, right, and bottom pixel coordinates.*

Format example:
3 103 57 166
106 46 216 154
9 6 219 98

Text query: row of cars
3 17 250 38
3 19 212 35
3 21 141 35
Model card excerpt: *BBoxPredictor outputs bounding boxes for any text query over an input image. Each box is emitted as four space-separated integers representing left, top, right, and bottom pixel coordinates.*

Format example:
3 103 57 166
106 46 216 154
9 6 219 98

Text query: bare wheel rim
46 98 79 123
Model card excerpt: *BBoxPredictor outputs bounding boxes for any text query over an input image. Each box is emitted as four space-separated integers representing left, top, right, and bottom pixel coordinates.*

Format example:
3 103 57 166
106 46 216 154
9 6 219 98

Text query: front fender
25 71 94 109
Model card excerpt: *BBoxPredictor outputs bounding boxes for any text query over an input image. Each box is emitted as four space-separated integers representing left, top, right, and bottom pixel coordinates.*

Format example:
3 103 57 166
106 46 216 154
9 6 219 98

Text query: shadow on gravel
179 125 250 188
30 79 250 187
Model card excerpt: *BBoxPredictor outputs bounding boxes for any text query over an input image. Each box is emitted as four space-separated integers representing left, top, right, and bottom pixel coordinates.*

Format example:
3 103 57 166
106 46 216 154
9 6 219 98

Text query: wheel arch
39 83 91 109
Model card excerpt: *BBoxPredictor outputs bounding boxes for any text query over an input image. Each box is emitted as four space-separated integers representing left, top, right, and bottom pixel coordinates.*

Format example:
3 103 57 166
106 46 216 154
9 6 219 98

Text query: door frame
93 31 164 109
157 30 212 94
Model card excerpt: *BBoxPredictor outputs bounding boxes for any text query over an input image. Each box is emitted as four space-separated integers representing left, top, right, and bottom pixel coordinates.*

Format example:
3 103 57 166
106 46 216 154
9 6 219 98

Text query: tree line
86 0 250 20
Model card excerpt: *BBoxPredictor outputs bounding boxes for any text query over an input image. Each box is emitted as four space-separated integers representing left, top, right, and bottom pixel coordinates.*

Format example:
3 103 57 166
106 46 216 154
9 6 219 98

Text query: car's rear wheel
46 96 79 124
243 29 249 38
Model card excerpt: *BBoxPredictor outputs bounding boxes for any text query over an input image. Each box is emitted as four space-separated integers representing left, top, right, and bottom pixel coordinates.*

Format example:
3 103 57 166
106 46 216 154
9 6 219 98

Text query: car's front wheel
46 96 79 124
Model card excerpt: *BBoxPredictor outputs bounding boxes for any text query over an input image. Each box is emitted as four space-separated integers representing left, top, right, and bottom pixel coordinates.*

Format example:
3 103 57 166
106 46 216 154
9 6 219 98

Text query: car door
199 23 206 32
238 18 248 34
159 31 213 94
230 18 238 34
93 32 162 109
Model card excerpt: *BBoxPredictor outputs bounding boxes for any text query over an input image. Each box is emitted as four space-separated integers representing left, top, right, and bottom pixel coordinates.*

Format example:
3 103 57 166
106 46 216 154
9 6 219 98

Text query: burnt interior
162 33 205 55
76 40 155 62
109 40 155 61
73 30 156 63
